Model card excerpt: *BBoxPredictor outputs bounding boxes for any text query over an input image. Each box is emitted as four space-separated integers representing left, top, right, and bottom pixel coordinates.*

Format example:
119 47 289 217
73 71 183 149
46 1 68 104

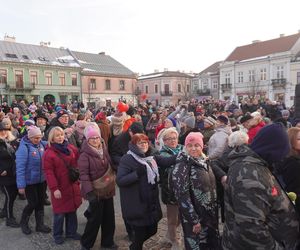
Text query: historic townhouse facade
219 32 300 107
0 38 81 104
137 71 192 106
193 61 221 100
71 51 137 108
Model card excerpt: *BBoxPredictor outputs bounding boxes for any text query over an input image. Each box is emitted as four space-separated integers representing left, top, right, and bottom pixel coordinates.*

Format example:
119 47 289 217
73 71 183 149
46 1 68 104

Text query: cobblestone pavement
0 188 184 250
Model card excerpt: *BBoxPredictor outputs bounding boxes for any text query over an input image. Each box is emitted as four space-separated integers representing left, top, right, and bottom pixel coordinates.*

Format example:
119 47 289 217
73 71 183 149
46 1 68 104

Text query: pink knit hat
84 125 101 140
185 132 204 149
28 126 42 138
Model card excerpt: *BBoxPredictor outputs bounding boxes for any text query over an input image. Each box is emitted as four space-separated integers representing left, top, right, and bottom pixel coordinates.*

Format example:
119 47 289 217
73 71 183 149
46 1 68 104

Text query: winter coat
280 155 300 215
171 152 218 229
16 137 47 189
159 144 183 205
97 120 111 146
42 143 82 214
222 145 299 250
0 139 17 186
117 143 176 226
110 131 131 166
78 140 114 199
248 121 265 144
208 125 231 160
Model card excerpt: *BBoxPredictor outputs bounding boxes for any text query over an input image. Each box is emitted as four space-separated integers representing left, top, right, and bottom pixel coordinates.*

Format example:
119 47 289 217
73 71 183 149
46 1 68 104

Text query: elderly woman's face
137 140 149 153
163 132 178 149
186 141 202 158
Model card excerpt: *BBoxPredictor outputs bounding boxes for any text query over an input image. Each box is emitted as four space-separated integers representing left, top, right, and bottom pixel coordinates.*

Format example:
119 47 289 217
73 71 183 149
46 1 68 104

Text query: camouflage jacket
171 152 218 228
223 145 299 250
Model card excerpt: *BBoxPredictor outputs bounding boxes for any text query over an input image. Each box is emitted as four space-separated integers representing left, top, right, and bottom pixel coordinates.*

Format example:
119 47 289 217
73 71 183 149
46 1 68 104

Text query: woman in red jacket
42 126 82 245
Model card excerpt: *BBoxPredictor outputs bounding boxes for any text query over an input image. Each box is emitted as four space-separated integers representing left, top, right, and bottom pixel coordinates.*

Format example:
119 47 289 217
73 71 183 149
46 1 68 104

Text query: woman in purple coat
78 125 117 250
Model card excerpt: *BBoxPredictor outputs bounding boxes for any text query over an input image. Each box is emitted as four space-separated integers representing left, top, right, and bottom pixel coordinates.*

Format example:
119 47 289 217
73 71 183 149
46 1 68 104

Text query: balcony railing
197 89 211 95
160 91 173 96
271 78 287 88
7 82 35 91
221 84 232 91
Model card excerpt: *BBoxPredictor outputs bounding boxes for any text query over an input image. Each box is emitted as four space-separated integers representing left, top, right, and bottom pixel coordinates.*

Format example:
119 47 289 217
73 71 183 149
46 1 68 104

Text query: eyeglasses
164 137 177 141
137 141 148 146
89 137 101 141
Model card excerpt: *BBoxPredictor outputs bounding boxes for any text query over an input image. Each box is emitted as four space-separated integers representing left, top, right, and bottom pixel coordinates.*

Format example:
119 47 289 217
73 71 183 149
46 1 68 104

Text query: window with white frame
15 70 24 88
260 68 267 81
276 66 284 79
45 72 52 85
238 72 243 83
178 84 181 92
248 70 255 82
225 73 230 84
30 71 38 86
71 73 77 86
0 69 7 84
105 79 111 90
145 85 148 94
155 84 158 93
119 80 125 90
90 79 96 90
59 73 65 86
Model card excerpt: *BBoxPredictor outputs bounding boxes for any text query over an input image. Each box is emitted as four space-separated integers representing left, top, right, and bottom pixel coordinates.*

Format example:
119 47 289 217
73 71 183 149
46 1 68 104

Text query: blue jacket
16 136 47 188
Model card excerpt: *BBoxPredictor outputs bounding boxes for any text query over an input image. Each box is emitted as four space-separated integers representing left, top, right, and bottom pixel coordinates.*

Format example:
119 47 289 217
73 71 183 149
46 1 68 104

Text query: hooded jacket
208 125 231 160
16 136 47 188
222 144 299 250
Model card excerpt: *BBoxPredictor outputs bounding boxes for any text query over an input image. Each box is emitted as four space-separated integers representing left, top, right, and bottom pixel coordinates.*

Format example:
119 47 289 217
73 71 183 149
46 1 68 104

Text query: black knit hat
36 112 48 122
129 122 144 134
217 115 229 125
240 114 253 124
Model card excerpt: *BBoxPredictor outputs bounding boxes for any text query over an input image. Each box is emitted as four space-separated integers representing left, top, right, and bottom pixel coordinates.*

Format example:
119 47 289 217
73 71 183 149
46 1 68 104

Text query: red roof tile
225 33 300 62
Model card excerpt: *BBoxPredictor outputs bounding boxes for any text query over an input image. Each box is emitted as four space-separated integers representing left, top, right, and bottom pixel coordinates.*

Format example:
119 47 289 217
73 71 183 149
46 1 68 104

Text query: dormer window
5 53 18 59
38 56 48 61
22 55 29 60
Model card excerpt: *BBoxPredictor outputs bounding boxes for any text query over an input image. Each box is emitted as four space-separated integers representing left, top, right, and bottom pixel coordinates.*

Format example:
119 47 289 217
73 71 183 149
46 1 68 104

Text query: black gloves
136 166 146 178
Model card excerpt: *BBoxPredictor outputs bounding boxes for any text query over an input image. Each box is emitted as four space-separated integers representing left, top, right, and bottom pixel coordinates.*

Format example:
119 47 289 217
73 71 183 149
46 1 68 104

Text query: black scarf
51 140 70 155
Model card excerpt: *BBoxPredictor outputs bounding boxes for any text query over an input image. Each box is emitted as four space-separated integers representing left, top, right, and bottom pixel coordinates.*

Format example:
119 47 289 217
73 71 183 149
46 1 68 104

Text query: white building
219 32 300 107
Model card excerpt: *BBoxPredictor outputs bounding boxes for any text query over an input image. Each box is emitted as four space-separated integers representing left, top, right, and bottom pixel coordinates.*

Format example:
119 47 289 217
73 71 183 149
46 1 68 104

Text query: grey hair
160 127 179 140
228 131 249 147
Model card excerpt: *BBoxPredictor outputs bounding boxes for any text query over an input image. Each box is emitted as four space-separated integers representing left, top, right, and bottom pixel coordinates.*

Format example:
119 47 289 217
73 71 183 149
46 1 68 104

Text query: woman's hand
54 189 62 199
1 170 7 176
18 188 25 195
192 223 201 234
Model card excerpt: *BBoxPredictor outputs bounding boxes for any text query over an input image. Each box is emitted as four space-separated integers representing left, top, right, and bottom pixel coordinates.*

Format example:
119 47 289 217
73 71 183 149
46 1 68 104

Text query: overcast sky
1 0 300 75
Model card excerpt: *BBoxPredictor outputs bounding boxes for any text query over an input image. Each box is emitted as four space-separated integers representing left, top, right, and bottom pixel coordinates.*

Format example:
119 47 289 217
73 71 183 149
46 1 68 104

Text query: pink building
72 51 137 108
137 71 193 106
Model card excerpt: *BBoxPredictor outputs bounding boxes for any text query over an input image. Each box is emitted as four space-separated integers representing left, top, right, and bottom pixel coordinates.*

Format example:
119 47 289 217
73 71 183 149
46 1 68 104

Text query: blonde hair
287 127 300 157
47 126 64 146
161 127 179 140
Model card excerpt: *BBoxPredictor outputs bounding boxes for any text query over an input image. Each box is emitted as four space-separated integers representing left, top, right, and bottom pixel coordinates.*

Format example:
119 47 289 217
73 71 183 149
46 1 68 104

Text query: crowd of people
0 97 300 250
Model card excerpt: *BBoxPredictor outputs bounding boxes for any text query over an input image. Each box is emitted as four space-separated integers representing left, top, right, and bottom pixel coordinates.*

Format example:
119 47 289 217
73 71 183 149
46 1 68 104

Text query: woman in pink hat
171 132 220 250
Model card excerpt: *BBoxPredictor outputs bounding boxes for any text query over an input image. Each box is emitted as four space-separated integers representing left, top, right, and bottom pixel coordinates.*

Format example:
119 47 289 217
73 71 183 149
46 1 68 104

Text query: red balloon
141 94 147 100
117 102 129 112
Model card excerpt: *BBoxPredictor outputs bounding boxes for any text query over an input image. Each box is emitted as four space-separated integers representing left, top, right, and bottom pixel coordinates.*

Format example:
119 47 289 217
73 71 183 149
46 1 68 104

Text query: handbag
57 151 80 183
92 164 116 199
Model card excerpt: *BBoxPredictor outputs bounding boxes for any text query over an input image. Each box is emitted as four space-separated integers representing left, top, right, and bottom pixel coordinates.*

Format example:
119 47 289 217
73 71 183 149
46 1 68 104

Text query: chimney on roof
252 40 260 44
164 68 168 72
154 69 159 73
99 52 105 55
4 35 16 42
280 34 285 37
40 41 50 47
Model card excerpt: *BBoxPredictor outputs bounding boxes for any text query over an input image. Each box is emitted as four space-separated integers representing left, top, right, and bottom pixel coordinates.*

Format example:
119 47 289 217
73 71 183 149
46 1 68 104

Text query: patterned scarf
127 150 159 184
